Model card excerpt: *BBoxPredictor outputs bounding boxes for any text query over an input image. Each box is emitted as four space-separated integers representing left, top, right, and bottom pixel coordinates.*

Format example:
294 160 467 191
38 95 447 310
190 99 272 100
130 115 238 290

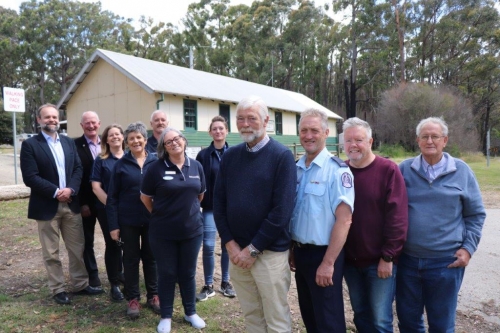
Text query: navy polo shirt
90 154 120 209
141 156 206 240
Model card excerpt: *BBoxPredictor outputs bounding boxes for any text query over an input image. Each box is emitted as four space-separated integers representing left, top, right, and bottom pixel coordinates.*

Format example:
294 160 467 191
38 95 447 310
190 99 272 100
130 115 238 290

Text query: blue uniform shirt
290 148 355 245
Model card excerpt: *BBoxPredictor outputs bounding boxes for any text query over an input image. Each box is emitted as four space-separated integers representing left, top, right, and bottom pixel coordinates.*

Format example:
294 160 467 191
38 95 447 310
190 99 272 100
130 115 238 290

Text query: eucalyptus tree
134 16 178 63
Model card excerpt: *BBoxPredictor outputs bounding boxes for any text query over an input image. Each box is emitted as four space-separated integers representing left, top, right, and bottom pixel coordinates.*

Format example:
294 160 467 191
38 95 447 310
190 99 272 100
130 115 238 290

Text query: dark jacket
74 135 98 211
196 141 228 211
106 151 157 231
20 132 83 220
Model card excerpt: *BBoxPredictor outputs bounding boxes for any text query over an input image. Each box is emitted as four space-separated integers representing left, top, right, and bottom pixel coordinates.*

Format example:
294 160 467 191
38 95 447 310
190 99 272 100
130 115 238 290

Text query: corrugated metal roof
58 49 342 120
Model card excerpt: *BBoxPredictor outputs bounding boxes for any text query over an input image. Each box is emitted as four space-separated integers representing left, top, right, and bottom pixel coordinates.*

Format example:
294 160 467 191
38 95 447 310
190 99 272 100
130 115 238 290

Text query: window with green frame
275 111 283 135
184 99 197 130
296 114 301 135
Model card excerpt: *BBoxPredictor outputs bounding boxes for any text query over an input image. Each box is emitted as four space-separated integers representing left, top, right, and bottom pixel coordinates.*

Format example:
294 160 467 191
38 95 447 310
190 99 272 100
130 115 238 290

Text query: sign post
2 87 26 184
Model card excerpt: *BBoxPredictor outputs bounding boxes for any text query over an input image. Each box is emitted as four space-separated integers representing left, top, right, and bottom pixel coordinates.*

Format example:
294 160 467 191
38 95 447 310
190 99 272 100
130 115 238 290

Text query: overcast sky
1 0 336 28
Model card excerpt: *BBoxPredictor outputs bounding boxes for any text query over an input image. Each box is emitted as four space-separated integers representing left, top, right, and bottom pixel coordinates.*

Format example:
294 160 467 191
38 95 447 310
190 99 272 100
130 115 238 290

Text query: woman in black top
141 127 206 333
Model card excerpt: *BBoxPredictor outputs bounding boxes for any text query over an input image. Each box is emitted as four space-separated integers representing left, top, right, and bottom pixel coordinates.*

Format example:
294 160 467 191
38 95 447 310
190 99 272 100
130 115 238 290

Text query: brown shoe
127 299 140 319
147 295 161 314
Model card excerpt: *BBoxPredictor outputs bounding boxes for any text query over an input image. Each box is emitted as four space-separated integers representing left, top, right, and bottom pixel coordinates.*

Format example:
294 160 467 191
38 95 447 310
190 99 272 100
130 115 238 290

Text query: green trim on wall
181 131 339 156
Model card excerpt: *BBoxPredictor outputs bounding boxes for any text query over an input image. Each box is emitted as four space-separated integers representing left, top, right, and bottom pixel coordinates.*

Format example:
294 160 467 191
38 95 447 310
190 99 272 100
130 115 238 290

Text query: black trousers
96 208 123 284
120 224 158 301
294 246 346 333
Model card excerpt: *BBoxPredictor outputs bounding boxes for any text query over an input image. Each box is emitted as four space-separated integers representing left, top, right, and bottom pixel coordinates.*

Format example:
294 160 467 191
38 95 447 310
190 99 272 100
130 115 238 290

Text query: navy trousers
294 246 346 333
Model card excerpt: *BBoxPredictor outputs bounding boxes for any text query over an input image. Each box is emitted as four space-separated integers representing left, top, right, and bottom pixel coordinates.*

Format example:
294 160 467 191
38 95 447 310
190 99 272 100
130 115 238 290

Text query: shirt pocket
304 183 326 196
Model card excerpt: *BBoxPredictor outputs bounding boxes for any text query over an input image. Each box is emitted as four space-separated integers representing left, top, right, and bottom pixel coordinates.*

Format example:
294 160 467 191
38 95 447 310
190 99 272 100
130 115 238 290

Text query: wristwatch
248 244 262 258
382 255 393 263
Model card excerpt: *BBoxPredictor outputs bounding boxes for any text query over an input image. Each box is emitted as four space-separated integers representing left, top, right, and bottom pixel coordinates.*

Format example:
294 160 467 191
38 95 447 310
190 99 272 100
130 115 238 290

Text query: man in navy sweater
214 95 296 333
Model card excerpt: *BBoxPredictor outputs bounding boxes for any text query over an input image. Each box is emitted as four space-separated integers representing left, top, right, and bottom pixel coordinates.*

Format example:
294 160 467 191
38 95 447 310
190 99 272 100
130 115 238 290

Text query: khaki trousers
37 202 88 295
230 249 292 333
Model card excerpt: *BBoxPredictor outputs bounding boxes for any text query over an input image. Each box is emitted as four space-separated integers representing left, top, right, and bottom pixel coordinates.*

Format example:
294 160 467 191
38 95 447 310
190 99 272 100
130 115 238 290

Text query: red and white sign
3 87 25 112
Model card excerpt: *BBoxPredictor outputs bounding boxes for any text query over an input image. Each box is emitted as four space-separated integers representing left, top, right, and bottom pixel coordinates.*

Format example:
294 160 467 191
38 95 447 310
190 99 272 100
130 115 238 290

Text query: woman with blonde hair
90 124 126 302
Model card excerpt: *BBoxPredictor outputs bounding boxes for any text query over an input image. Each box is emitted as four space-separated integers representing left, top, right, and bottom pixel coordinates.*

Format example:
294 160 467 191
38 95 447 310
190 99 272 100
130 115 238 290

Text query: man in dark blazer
20 104 104 305
74 111 103 288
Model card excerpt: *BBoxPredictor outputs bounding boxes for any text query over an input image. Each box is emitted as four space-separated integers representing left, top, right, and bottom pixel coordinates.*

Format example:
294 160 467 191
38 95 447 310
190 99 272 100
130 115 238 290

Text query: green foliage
445 143 462 158
378 144 407 158
376 83 479 152
0 0 499 151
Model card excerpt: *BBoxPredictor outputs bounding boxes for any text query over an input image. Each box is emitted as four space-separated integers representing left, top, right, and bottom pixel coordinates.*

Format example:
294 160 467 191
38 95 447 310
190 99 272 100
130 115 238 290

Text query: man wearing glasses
396 117 486 332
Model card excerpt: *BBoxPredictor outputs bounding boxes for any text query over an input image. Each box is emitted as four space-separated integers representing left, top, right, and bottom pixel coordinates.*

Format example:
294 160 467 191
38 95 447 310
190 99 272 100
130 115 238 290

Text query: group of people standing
20 95 485 333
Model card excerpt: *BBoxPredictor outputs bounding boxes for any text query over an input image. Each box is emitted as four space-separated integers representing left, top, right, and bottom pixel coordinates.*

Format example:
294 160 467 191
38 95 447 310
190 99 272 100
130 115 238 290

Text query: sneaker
196 285 215 302
157 318 171 333
127 299 140 319
184 314 206 329
147 295 161 314
220 281 236 298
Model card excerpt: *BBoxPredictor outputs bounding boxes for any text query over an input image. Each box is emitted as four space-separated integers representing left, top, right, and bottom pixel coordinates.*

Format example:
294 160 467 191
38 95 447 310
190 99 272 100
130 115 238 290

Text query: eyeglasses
164 136 182 147
419 135 445 142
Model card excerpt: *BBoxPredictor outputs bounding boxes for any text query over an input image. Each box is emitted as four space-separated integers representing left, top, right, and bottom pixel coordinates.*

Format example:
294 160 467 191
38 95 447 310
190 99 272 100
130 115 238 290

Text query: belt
293 241 326 249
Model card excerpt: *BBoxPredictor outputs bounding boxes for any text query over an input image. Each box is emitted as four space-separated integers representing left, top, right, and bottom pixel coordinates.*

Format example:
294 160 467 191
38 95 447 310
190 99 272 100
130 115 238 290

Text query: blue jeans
202 211 229 285
344 263 397 333
149 233 203 319
396 253 465 333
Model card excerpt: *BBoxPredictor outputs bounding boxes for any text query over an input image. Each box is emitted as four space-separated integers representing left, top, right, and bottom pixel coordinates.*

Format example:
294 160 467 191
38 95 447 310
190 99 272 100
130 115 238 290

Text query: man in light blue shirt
20 103 104 306
289 109 354 332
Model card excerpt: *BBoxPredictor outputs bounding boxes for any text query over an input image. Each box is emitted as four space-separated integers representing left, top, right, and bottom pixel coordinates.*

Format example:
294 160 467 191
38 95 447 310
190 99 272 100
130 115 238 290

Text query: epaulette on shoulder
331 156 348 167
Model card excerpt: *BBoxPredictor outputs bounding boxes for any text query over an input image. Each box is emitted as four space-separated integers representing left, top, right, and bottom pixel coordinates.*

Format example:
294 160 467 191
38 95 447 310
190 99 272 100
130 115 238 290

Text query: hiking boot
196 285 215 302
147 295 161 314
127 299 140 319
220 281 236 298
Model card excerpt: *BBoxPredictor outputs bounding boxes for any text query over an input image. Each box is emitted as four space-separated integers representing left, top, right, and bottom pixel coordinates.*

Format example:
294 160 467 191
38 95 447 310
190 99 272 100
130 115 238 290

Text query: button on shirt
85 136 101 159
421 154 447 182
42 131 66 197
290 148 355 245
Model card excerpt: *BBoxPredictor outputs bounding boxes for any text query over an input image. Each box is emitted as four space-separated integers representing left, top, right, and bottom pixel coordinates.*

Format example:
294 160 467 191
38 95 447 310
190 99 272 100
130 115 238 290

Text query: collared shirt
246 134 270 152
84 135 101 159
41 131 66 197
290 148 355 245
421 154 447 181
141 155 206 240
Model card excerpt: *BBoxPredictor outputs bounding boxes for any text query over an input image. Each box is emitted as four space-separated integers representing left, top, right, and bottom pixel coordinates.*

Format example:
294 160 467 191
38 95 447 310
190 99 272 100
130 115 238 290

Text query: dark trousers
82 212 99 283
120 224 158 301
294 246 346 333
96 208 123 284
149 233 203 319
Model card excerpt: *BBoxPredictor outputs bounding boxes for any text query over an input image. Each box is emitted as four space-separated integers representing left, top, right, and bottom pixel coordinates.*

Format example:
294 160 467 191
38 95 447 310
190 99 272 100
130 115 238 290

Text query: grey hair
236 95 268 120
80 111 99 123
342 117 373 139
150 110 167 122
124 122 148 144
416 117 448 137
299 109 329 131
157 127 188 159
